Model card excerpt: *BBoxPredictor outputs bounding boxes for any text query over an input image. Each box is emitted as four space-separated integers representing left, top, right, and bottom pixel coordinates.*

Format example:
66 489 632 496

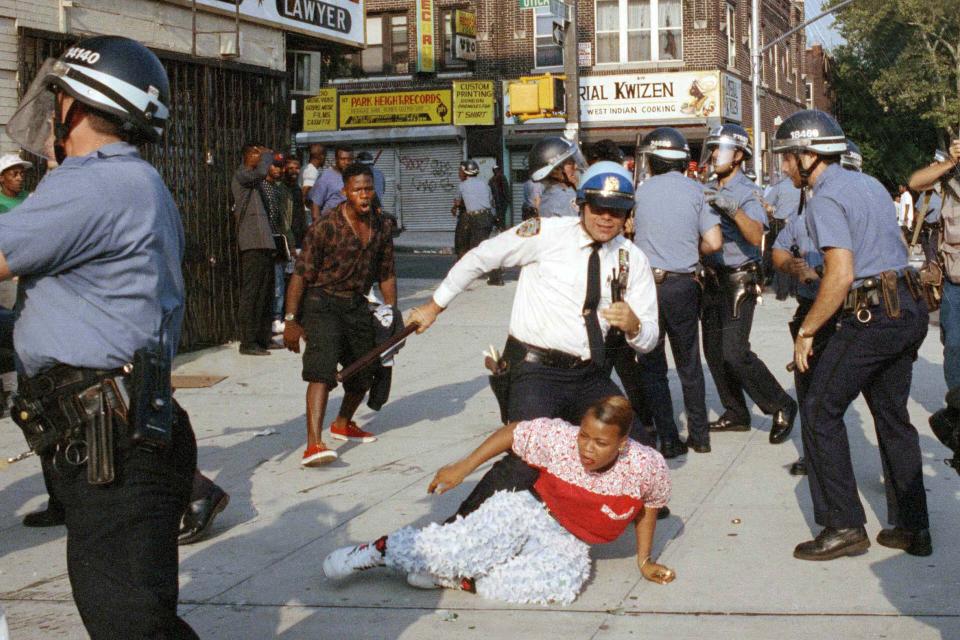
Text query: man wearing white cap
0 154 32 214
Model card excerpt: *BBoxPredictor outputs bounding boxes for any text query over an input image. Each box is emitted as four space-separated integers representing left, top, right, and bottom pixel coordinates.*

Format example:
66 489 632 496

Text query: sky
805 0 845 50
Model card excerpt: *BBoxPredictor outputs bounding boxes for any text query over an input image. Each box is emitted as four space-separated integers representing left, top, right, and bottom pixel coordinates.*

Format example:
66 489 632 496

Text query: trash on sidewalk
254 428 278 437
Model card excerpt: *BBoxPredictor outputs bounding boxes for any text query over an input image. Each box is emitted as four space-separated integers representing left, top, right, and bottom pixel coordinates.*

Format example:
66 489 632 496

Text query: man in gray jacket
232 143 278 355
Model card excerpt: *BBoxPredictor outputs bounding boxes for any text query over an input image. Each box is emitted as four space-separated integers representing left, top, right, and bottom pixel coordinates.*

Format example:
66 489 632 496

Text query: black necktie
583 242 605 366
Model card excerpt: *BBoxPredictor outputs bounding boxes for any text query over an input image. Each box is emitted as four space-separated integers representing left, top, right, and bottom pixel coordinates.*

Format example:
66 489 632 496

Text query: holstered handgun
880 271 901 319
726 269 761 319
78 385 115 485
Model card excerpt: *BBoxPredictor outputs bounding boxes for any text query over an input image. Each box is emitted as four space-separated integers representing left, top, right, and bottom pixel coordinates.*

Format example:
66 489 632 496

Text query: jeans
273 262 286 321
940 279 960 389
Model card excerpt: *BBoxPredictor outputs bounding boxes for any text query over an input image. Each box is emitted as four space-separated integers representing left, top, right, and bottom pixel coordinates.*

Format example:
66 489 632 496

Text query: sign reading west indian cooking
190 0 365 47
579 71 722 123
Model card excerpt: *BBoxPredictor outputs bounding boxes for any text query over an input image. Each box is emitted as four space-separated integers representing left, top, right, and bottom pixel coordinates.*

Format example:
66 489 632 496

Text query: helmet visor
700 141 740 179
6 59 68 160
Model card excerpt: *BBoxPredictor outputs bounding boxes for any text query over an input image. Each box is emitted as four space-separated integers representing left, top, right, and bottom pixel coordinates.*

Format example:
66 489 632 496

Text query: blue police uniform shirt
764 177 803 221
634 171 720 273
773 212 822 300
705 171 768 268
307 167 345 213
805 163 908 288
0 143 185 376
538 182 578 217
523 180 543 208
458 176 493 212
920 190 942 224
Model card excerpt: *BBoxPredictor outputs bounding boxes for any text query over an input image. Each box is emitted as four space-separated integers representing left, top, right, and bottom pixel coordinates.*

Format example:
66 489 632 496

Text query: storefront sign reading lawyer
187 0 364 46
578 71 722 123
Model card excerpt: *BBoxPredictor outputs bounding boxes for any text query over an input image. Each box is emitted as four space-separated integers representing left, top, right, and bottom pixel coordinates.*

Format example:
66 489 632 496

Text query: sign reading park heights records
303 88 337 131
453 81 495 126
340 90 452 128
579 71 724 123
416 0 435 73
187 0 365 47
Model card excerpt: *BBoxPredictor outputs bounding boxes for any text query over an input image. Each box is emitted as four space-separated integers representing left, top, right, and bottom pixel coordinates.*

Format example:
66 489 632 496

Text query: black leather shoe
685 438 711 453
657 506 670 520
23 506 65 528
659 439 688 459
793 526 870 561
487 279 505 286
239 345 270 356
876 528 932 556
709 417 750 432
179 487 230 545
770 400 798 444
789 457 807 476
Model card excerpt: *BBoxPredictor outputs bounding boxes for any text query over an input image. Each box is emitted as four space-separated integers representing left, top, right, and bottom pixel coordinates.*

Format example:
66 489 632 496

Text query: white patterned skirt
385 490 591 605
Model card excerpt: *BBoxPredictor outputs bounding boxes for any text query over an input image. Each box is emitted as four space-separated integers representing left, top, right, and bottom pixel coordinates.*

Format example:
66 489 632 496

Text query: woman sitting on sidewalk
323 396 675 605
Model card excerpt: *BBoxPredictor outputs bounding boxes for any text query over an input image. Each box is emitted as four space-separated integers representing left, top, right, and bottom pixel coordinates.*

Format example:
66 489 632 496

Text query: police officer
528 136 582 217
0 37 198 637
408 161 660 518
453 159 502 285
780 138 862 477
774 110 931 560
633 128 722 456
911 150 945 265
764 168 804 299
700 124 797 443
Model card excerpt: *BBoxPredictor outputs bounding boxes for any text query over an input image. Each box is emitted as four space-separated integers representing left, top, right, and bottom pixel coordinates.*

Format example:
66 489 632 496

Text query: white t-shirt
898 191 914 228
301 162 321 189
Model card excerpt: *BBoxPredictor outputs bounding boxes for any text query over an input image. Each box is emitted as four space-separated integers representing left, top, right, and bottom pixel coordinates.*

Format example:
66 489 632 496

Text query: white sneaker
271 320 285 334
406 571 473 591
323 538 386 579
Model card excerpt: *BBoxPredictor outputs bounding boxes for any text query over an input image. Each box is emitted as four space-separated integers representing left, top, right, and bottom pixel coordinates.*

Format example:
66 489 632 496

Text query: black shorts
301 289 376 392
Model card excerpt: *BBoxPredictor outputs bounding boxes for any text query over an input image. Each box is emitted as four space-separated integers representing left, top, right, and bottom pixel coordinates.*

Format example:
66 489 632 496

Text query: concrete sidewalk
1 280 958 639
394 231 453 254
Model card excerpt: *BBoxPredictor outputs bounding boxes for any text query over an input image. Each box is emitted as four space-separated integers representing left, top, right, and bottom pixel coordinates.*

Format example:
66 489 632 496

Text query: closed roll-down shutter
398 142 463 231
353 147 399 217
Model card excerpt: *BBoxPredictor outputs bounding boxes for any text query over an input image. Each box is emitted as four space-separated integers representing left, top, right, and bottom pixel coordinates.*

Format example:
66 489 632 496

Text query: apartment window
351 13 409 75
785 45 792 83
774 44 781 91
289 51 321 94
442 9 468 68
596 0 682 65
534 7 564 68
805 82 814 109
725 3 736 68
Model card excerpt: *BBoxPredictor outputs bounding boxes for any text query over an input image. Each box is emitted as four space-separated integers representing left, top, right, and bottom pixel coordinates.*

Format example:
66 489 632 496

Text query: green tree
827 0 959 186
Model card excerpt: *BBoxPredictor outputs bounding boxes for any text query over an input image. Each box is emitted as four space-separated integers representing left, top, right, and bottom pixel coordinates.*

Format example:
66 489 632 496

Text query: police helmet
356 151 375 165
576 161 635 212
7 36 170 158
637 127 690 179
527 136 582 182
771 110 847 156
460 159 480 176
704 124 753 159
841 140 863 171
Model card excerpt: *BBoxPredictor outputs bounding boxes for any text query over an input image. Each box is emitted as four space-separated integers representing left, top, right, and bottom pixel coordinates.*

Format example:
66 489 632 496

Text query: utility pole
559 1 578 141
750 0 855 185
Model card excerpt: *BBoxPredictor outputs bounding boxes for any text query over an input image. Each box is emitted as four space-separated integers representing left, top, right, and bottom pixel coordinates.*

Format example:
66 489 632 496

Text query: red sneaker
330 421 377 443
301 443 337 467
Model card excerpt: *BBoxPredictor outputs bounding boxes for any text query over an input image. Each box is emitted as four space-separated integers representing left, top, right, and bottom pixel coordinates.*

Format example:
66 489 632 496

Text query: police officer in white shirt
408 161 660 519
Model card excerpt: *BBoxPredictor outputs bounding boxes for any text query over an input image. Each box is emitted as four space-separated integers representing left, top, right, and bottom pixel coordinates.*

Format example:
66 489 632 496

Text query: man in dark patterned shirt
283 163 398 466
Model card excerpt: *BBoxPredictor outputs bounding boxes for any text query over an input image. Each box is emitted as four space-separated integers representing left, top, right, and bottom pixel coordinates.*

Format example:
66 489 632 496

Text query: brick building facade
300 0 808 229
804 43 834 113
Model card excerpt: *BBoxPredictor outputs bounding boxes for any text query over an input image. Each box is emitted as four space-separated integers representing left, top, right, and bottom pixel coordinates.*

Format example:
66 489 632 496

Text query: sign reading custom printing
340 90 452 128
303 88 337 131
416 0 435 73
579 71 722 123
189 0 364 46
453 81 495 125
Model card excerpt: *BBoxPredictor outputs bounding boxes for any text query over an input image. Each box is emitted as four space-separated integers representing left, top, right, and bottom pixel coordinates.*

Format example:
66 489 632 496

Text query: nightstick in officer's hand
600 302 640 337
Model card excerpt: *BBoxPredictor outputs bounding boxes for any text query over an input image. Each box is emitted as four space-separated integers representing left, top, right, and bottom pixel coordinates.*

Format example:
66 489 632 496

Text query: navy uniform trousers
636 273 709 445
702 273 794 424
802 281 929 530
449 353 642 521
45 405 198 639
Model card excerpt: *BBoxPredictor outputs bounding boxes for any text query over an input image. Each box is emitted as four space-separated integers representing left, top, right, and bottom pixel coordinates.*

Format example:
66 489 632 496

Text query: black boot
179 486 230 545
793 526 870 561
769 400 798 444
23 505 65 528
876 528 932 557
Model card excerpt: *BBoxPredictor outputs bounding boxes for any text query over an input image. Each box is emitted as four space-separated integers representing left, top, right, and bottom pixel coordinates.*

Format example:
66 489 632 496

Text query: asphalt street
1 271 958 640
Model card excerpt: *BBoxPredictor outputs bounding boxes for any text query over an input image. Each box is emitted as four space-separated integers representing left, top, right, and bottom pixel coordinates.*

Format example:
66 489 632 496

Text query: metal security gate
17 29 289 351
398 141 463 231
509 146 533 227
